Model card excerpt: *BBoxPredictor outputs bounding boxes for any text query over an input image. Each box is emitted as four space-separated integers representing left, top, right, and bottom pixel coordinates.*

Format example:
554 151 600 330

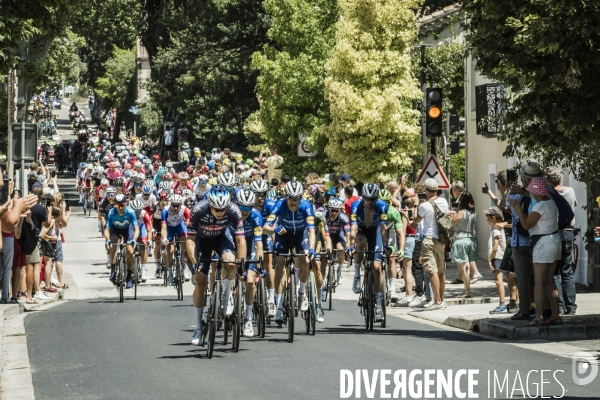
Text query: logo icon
572 351 598 385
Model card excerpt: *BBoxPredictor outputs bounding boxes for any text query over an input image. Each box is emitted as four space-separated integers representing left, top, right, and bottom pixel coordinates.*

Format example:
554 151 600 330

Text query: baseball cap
483 207 503 220
424 178 438 191
339 173 350 183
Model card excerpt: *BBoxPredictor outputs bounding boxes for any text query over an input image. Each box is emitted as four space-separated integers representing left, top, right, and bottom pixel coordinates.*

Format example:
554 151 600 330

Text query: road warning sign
416 155 450 189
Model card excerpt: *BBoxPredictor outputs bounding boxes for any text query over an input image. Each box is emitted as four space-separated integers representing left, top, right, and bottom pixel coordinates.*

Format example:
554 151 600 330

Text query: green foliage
248 0 339 176
95 47 136 112
0 85 8 154
463 0 600 182
324 0 424 183
449 148 465 184
139 96 164 139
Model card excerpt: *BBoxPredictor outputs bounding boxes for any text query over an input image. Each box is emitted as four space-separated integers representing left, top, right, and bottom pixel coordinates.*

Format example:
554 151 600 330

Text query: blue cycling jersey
243 209 263 243
350 199 388 229
266 198 314 233
257 198 277 222
106 207 138 230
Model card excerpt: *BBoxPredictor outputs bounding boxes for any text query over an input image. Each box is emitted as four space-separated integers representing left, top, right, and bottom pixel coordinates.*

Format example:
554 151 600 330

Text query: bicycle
170 234 185 301
134 243 141 300
270 249 299 343
354 250 390 330
111 237 127 303
320 250 335 310
304 257 319 336
248 258 267 338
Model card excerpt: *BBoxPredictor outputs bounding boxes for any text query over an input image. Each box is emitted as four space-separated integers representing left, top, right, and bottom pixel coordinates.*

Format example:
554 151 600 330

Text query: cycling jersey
350 199 388 229
106 168 122 181
189 200 244 239
95 186 107 202
135 193 157 215
256 197 276 251
106 207 137 231
171 181 193 191
99 197 115 215
136 209 152 242
326 210 350 247
243 209 263 243
266 198 314 234
161 204 191 227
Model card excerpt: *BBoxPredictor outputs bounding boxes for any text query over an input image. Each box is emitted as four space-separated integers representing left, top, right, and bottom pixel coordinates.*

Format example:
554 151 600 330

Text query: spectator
451 180 465 204
451 182 482 283
484 207 517 314
264 145 284 181
40 203 72 291
449 191 479 297
545 166 577 315
397 191 417 306
508 177 562 325
343 185 359 216
410 178 449 310
177 123 189 147
338 174 358 202
0 193 14 303
163 125 174 161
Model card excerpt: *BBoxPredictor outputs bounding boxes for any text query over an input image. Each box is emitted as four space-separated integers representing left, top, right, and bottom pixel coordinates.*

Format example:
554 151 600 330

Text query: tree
324 0 423 183
247 0 339 175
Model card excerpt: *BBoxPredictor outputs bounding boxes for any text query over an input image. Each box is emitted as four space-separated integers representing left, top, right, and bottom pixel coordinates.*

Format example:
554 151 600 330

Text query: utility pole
445 111 451 182
420 46 427 168
7 70 17 180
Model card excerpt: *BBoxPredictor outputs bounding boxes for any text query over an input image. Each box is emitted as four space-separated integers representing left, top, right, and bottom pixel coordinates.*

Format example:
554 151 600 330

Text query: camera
507 169 518 184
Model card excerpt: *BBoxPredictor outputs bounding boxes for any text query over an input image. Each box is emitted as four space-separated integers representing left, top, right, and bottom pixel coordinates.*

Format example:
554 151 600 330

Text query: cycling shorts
331 233 347 248
166 223 188 242
195 229 237 275
274 230 309 255
261 234 273 252
138 224 148 243
152 218 162 239
109 226 134 242
357 226 383 262
246 240 258 272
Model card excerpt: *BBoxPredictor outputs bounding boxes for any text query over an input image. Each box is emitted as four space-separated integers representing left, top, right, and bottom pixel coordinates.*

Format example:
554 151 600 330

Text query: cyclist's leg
165 226 175 282
152 219 162 276
138 224 148 279
263 234 275 307
191 237 213 344
367 228 385 308
354 233 368 278
273 233 289 313
296 230 311 309
244 242 257 324
334 237 346 282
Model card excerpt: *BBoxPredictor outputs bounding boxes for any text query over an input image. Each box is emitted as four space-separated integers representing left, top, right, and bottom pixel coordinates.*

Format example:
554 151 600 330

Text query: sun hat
526 177 548 196
520 161 545 178
483 207 503 220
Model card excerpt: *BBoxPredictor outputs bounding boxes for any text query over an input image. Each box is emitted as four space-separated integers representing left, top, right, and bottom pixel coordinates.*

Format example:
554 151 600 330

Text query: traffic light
449 114 465 155
426 88 443 137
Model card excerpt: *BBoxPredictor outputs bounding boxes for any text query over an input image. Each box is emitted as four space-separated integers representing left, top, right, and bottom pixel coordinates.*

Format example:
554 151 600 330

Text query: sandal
456 294 472 298
25 299 38 305
545 317 563 325
449 279 463 284
526 318 545 326
470 275 483 284
57 283 69 289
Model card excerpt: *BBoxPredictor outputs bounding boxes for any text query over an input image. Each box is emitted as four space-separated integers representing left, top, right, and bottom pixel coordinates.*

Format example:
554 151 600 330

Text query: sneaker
490 305 508 314
408 295 424 308
109 272 116 282
126 278 133 289
317 306 325 323
167 275 174 286
106 262 111 270
34 292 51 301
268 302 276 317
191 329 202 346
395 295 414 307
337 273 344 286
274 309 284 322
375 308 384 322
352 277 361 294
298 293 308 312
184 270 191 282
511 311 530 321
390 290 399 302
243 320 254 337
429 301 447 310
155 268 161 279
141 274 147 283
420 300 435 309
225 294 234 316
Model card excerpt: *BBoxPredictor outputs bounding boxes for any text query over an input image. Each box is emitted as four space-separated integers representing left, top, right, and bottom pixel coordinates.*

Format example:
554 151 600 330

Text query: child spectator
484 207 517 313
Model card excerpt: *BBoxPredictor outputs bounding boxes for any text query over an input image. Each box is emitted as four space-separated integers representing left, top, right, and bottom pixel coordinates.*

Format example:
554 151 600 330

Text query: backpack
428 199 454 245
18 220 38 255
548 187 575 230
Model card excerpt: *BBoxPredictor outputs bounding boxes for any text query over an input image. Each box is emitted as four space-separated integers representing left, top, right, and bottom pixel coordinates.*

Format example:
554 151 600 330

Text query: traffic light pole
445 111 450 182
420 46 427 168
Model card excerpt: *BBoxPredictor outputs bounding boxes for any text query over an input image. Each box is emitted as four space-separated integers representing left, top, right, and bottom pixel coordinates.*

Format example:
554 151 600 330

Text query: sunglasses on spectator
211 207 226 213
239 205 253 212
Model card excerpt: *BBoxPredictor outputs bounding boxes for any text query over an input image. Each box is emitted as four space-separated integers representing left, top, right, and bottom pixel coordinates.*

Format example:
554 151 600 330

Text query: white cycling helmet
236 189 256 207
362 183 379 199
100 178 109 186
327 197 344 210
165 161 173 168
181 189 193 199
159 181 171 191
217 171 236 187
285 181 304 197
129 199 144 211
207 188 230 209
170 194 184 205
249 179 269 193
106 186 116 194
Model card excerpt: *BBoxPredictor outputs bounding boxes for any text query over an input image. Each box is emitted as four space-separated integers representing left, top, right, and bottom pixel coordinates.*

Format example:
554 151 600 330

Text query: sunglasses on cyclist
172 204 181 208
199 181 207 185
211 207 226 213
115 203 126 208
239 205 253 212
330 209 340 213
142 194 150 197
107 193 116 198
287 196 301 202
134 183 142 187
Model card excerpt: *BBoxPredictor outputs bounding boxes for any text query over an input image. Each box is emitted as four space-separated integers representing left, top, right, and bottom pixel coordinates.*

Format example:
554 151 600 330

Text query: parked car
54 98 61 109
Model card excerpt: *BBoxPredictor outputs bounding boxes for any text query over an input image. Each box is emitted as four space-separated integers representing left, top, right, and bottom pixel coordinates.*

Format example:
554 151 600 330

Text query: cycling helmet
158 191 169 201
171 172 179 180
122 187 131 197
130 199 144 211
182 189 193 198
165 161 173 168
379 189 392 202
101 178 109 186
79 162 86 169
138 173 146 180
106 186 116 194
123 170 131 179
284 181 304 197
218 171 235 187
115 193 127 204
144 179 154 188
249 179 269 194
198 174 209 182
267 189 277 200
362 183 379 199
163 173 172 181
86 163 93 170
207 186 231 209
236 189 256 207
327 197 344 210
134 161 142 168
157 166 167 176
102 156 110 163
158 181 171 191
141 185 152 195
169 194 184 205
130 170 138 178
178 172 189 180
114 177 125 187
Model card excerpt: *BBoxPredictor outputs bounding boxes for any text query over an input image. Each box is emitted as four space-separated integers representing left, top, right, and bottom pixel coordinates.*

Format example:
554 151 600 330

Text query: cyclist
130 199 152 282
172 171 192 191
326 197 351 285
95 178 109 232
263 180 316 322
188 185 246 346
313 205 332 323
379 189 405 301
114 177 125 195
104 194 140 289
193 174 211 199
236 189 264 337
160 194 191 285
83 164 95 211
217 171 237 199
136 184 157 215
153 191 170 278
76 162 86 203
347 183 389 322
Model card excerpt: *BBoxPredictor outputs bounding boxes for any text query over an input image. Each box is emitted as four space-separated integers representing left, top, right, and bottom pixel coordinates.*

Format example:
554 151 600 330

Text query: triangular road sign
416 155 451 189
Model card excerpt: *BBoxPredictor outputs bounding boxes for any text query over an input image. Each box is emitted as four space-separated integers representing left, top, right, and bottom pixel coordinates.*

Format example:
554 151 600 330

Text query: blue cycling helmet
208 185 230 208
157 166 167 176
123 169 131 178
79 162 86 169
141 185 152 195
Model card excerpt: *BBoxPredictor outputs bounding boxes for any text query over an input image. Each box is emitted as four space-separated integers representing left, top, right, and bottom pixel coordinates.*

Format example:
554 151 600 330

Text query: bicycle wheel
233 282 242 352
176 257 183 301
287 271 295 343
258 278 266 338
309 272 316 335
367 271 374 331
328 263 334 311
207 283 220 359
381 267 388 328
118 260 124 303
134 256 140 300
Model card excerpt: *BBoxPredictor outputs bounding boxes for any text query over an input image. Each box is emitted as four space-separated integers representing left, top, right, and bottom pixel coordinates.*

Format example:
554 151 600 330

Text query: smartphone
65 199 70 210
507 169 518 183
407 209 413 219
417 193 427 200
45 200 51 208
51 170 56 178
481 182 489 194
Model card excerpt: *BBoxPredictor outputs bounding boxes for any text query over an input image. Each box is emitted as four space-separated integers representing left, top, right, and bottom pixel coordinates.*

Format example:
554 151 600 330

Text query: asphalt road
25 297 598 400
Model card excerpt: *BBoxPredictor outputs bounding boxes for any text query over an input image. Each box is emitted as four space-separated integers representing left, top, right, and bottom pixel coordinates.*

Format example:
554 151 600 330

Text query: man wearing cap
338 174 358 202
264 145 284 181
410 178 449 310
545 166 577 315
